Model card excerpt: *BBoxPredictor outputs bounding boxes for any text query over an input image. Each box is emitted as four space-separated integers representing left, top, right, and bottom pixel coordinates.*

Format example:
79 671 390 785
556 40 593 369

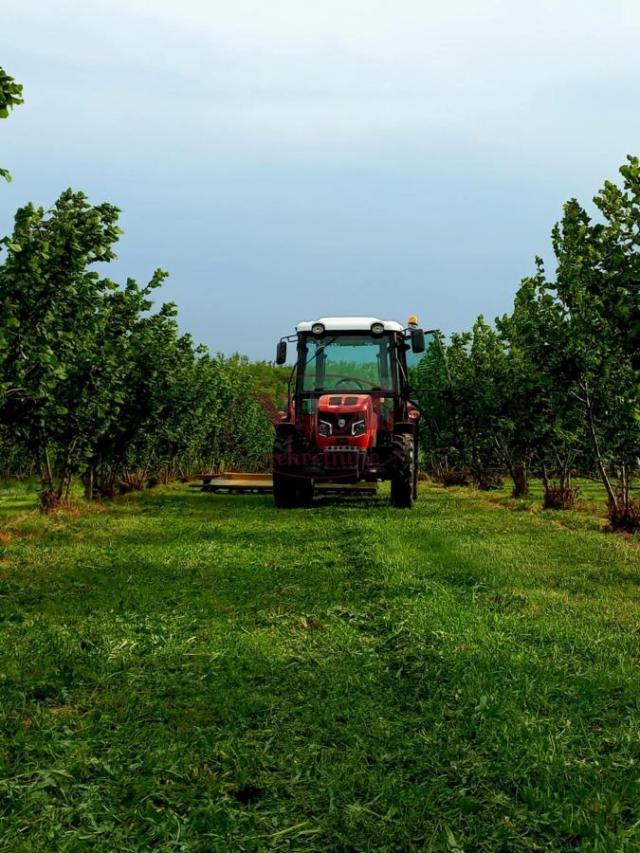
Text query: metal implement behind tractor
195 471 377 496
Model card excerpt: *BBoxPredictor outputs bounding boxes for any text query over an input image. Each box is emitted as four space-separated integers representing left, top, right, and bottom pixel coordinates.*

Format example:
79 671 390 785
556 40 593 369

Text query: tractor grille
319 411 361 436
323 448 360 469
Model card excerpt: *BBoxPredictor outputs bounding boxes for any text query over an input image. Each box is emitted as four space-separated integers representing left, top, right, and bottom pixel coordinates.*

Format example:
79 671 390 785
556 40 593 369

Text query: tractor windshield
300 334 396 393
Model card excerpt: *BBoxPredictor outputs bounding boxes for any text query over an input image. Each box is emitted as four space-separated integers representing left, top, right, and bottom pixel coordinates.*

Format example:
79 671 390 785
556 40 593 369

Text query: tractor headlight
318 420 332 436
370 322 384 336
352 419 366 436
312 322 325 336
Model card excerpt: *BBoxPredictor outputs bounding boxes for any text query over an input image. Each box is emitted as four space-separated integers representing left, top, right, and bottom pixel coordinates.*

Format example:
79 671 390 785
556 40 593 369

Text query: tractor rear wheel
390 433 416 509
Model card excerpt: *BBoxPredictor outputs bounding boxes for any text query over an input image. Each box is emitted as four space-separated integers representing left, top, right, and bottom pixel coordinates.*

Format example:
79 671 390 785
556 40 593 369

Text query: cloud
5 0 640 167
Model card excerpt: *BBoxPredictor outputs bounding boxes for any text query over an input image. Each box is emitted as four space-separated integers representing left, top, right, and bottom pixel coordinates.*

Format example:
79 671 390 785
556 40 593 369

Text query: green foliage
0 66 24 182
0 190 130 502
247 360 290 408
416 319 533 495
0 67 23 116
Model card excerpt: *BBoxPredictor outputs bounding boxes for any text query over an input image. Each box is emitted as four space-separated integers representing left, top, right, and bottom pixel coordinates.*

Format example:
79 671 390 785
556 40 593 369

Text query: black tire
297 477 315 507
272 434 314 508
273 473 314 508
390 433 415 509
273 472 300 508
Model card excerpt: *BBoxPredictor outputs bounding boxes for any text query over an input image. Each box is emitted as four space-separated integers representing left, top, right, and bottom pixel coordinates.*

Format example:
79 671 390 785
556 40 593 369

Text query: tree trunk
40 449 53 490
511 462 529 498
39 448 59 511
55 439 78 504
582 380 617 508
621 463 630 512
83 465 94 501
542 464 550 495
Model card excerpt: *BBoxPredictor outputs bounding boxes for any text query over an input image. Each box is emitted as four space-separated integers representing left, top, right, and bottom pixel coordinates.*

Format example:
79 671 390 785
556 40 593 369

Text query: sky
2 0 640 358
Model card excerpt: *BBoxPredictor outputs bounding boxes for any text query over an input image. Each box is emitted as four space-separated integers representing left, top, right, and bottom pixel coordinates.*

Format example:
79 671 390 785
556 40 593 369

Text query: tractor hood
316 394 376 448
317 393 371 415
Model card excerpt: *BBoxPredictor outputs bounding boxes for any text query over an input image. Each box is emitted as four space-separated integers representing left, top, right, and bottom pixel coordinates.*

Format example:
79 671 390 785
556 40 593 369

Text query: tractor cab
273 316 429 508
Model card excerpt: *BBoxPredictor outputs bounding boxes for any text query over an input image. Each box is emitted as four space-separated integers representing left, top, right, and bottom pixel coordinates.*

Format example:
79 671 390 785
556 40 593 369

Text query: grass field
1 480 640 850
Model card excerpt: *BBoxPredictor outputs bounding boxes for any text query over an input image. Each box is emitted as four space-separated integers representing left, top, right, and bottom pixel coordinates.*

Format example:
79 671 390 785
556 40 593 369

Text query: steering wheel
334 376 369 390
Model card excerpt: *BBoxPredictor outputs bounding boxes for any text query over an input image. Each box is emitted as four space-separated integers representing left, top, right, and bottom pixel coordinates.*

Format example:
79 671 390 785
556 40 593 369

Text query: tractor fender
275 422 298 438
393 421 417 436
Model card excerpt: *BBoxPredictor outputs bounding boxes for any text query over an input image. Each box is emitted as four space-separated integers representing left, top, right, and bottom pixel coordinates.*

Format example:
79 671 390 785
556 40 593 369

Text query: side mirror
410 328 425 354
276 340 287 365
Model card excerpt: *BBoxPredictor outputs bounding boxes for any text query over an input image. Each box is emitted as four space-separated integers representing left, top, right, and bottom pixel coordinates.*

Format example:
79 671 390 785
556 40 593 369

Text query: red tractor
273 316 428 508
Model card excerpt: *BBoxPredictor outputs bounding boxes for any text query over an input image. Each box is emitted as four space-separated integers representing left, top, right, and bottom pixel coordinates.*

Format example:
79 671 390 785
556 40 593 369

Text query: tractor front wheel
296 477 314 507
273 472 300 507
390 434 416 509
273 473 314 508
273 434 314 508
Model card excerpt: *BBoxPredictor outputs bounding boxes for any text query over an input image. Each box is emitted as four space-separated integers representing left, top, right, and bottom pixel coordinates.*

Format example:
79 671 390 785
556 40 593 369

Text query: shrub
473 471 504 491
607 492 640 533
439 468 470 487
543 484 579 510
39 488 59 514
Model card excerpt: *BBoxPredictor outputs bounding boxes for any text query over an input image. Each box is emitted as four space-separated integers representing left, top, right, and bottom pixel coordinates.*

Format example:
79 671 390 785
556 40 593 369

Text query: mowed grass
1 482 640 850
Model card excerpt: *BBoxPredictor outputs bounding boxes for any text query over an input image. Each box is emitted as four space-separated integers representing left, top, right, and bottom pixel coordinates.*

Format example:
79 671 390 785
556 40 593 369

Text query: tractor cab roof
296 316 404 333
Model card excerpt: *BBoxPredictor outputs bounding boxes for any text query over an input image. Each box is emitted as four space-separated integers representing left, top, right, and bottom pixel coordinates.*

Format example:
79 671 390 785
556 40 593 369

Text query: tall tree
551 189 640 515
0 189 143 506
498 263 585 506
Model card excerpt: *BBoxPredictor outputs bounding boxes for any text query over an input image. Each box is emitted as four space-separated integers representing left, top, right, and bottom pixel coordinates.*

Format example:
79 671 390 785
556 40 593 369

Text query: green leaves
0 190 132 499
0 67 23 116
0 67 23 183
